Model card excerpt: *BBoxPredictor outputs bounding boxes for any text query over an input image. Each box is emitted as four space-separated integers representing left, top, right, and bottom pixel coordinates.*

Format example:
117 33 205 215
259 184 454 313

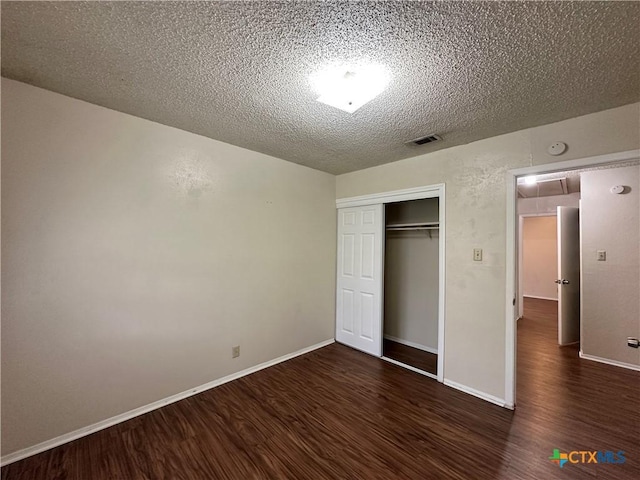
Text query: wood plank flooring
3 297 639 479
383 339 437 375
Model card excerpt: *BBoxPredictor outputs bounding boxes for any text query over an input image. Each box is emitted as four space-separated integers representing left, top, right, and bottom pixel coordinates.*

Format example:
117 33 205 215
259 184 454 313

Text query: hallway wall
581 164 640 368
522 216 558 301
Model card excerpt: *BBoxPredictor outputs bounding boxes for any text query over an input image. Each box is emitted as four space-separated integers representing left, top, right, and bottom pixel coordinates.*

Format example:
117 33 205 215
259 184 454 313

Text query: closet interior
383 198 440 376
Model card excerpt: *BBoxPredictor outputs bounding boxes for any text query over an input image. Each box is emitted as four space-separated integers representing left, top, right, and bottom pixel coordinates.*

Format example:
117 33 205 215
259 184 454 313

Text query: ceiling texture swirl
2 1 639 174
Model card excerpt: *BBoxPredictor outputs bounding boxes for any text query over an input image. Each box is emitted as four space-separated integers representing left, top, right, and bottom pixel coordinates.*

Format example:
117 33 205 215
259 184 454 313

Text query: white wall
1 79 336 455
581 165 639 367
521 216 558 300
336 102 640 401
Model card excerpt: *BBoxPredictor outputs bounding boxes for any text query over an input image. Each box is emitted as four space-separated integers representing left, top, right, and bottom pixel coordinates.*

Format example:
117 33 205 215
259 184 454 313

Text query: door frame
505 149 640 408
337 184 446 383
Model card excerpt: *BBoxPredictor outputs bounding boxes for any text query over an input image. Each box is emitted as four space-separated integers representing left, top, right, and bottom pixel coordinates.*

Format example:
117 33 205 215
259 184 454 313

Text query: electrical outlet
232 346 240 358
473 248 483 261
597 250 606 261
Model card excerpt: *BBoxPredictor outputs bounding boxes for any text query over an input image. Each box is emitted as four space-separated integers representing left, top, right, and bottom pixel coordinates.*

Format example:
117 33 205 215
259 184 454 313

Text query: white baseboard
0 338 335 466
523 295 558 301
380 356 438 380
444 379 511 409
579 351 640 372
384 334 438 355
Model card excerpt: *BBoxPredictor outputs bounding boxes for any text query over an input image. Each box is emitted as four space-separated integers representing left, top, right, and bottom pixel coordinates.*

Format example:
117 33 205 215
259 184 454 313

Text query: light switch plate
597 250 606 261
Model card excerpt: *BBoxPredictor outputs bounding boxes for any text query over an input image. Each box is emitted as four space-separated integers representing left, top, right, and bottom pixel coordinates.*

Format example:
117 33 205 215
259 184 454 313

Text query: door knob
555 279 570 284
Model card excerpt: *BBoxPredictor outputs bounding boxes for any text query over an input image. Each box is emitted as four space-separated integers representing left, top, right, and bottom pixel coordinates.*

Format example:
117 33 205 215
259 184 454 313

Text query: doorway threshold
381 356 437 380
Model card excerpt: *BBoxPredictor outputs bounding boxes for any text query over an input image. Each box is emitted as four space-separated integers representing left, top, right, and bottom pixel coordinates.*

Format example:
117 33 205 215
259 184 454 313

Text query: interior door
335 204 383 356
557 206 580 345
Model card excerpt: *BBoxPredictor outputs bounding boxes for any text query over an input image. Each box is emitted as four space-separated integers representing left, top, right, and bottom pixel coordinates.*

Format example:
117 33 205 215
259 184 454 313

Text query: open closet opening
383 198 440 378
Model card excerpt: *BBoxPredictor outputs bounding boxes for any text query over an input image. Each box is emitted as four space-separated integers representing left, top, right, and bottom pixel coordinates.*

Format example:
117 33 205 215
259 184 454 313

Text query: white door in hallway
557 206 580 345
335 205 383 356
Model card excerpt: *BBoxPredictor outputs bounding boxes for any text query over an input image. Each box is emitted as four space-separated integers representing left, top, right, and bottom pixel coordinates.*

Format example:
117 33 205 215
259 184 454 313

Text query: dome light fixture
310 64 389 113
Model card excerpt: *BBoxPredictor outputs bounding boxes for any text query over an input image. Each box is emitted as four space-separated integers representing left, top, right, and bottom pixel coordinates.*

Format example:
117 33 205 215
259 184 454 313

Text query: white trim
381 356 438 380
505 149 640 410
384 334 438 355
437 184 446 383
517 215 523 320
336 184 444 208
579 198 585 352
579 352 640 372
505 171 517 408
519 213 557 218
508 149 640 177
0 339 335 466
523 295 558 301
444 379 512 409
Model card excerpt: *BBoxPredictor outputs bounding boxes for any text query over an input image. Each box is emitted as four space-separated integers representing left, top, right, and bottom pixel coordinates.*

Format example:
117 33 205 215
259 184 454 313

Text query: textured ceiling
2 1 639 175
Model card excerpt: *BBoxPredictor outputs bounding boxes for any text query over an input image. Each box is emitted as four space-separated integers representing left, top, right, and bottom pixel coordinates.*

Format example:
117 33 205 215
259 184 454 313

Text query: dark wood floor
3 297 639 479
383 338 437 375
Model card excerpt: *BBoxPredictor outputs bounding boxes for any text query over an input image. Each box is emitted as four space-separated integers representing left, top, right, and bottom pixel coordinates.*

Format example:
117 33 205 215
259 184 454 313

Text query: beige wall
522 216 558 300
384 233 439 351
1 79 336 455
581 165 640 367
2 75 639 456
337 102 640 400
516 194 579 315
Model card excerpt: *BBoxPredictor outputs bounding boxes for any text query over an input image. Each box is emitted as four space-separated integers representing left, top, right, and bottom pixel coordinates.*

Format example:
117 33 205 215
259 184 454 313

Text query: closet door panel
360 292 375 340
341 234 355 277
341 289 354 334
335 205 383 356
360 233 375 279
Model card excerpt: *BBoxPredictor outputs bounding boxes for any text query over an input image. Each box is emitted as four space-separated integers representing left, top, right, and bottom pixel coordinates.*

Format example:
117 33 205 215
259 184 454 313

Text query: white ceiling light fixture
522 175 538 185
310 64 389 113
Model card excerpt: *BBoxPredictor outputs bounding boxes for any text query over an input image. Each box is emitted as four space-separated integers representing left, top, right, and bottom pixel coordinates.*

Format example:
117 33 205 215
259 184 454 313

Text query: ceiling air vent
410 134 442 145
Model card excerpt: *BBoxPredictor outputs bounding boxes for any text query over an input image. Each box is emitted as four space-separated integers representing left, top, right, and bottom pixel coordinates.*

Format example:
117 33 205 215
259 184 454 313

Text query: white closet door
335 205 383 356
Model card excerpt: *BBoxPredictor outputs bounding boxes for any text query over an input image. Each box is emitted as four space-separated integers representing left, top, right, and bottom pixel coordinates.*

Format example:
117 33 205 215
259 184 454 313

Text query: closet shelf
386 222 439 231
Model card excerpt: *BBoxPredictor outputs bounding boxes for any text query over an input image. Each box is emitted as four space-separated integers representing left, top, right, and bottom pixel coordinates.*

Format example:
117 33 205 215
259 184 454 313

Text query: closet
383 198 440 377
335 186 443 380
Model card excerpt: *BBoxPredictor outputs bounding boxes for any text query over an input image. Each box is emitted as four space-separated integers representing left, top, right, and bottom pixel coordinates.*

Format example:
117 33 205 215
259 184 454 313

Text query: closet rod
386 226 439 231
